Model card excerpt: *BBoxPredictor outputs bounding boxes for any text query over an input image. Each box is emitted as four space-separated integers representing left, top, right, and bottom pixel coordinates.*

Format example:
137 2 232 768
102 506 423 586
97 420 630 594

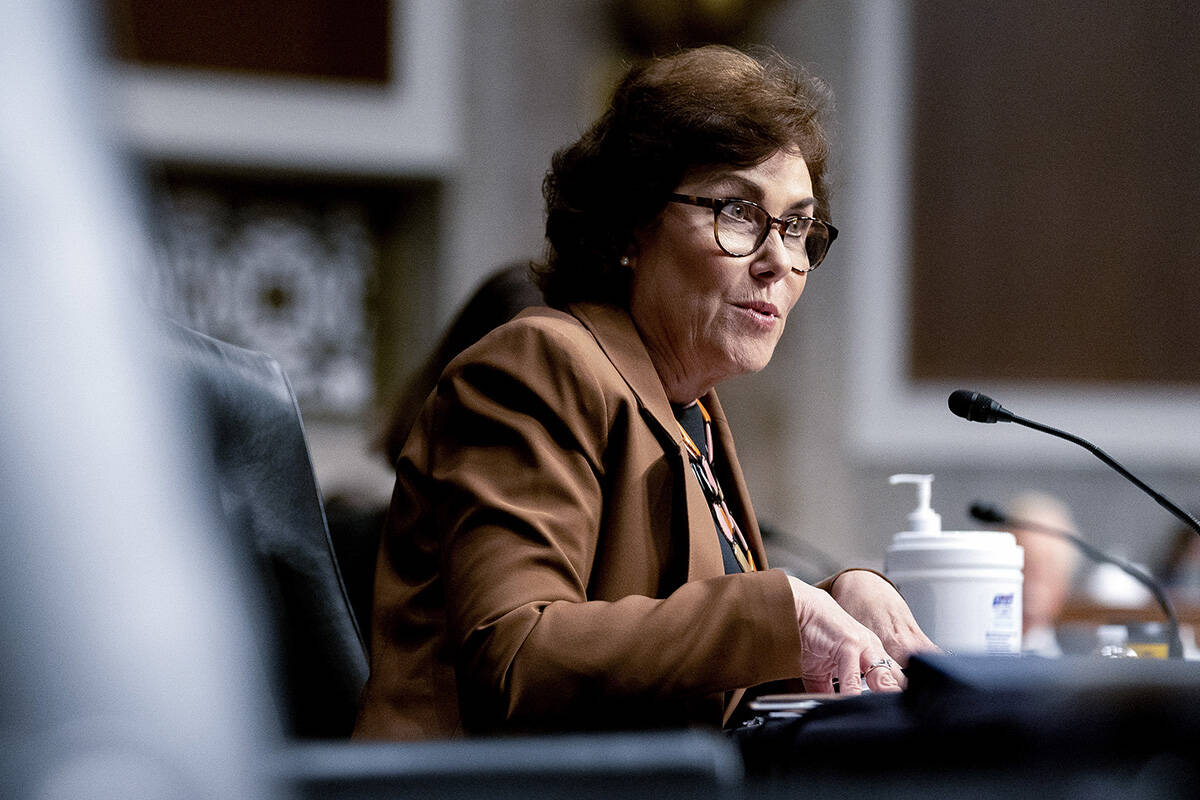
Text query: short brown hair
536 45 833 308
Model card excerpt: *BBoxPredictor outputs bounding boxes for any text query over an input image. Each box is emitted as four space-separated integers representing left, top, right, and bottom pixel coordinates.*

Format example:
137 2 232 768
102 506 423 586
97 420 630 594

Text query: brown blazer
354 302 813 740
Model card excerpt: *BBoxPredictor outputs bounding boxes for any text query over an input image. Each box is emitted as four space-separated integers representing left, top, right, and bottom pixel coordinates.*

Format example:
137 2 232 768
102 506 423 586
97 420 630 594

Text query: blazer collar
567 302 743 458
568 302 680 446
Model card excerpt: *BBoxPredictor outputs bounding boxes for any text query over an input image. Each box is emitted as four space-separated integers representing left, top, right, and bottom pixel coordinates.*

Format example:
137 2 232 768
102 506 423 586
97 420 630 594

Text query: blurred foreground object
0 2 275 797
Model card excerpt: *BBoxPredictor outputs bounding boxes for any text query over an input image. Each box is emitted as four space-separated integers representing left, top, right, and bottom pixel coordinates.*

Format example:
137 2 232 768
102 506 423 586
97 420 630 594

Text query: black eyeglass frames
668 193 838 272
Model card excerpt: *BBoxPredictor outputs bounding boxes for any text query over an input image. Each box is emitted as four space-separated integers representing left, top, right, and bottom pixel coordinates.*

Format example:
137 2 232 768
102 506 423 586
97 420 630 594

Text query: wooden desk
1058 598 1200 627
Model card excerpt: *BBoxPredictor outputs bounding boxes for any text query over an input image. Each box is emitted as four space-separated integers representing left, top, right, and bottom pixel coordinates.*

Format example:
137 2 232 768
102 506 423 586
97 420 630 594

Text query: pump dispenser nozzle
889 474 942 533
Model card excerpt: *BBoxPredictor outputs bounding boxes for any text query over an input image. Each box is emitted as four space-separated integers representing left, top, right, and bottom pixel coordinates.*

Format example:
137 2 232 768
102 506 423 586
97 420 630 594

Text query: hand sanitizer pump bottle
884 474 1024 655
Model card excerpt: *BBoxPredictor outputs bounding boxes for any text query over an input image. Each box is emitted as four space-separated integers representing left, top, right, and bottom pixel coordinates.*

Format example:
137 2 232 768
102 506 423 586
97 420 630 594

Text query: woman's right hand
787 576 904 694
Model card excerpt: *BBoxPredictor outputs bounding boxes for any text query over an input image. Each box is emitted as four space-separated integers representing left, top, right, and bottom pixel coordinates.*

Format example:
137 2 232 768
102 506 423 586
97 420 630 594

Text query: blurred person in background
355 45 934 740
1008 492 1081 657
1155 519 1200 605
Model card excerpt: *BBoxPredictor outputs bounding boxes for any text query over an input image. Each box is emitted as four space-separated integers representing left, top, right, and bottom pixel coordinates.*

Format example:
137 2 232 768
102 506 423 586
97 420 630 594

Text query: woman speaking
355 45 933 740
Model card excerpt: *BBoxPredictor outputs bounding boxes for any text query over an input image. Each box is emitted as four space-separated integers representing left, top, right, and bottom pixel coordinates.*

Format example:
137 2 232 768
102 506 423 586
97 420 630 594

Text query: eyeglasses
669 194 838 273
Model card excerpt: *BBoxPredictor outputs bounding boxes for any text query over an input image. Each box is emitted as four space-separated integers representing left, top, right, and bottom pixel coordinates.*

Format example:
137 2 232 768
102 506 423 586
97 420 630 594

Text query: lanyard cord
676 400 757 573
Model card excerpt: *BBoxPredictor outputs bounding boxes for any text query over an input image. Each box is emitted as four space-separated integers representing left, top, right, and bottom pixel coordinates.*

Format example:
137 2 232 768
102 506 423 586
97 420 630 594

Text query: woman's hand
828 570 939 667
787 576 904 694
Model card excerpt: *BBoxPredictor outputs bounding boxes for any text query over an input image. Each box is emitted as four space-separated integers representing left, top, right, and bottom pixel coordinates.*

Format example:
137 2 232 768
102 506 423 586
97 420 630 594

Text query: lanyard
676 400 757 573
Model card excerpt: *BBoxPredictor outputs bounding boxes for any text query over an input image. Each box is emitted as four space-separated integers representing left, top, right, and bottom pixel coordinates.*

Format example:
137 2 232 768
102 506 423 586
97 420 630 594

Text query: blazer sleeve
428 321 804 730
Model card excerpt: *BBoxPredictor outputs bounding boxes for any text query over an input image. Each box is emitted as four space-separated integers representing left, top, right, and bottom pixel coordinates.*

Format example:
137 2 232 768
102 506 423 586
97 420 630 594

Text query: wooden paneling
908 1 1200 383
106 0 391 83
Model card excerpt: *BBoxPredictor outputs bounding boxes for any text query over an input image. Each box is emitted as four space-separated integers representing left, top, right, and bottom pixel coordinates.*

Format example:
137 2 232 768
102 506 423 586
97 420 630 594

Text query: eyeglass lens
716 201 830 267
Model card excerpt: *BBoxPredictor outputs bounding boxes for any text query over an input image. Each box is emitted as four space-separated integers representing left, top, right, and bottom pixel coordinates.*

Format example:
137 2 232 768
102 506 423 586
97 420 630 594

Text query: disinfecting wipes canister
884 475 1024 655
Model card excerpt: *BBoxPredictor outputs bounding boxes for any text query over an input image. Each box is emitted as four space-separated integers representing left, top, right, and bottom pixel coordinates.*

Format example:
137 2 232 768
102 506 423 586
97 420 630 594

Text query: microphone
948 389 1200 537
970 501 1184 659
947 389 1014 423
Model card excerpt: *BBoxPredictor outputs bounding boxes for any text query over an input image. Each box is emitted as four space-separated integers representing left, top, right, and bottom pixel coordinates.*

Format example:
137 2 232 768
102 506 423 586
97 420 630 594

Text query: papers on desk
747 693 840 719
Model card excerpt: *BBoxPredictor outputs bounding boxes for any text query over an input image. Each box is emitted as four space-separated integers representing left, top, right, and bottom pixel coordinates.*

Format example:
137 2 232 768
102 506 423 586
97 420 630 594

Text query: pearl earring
620 256 631 267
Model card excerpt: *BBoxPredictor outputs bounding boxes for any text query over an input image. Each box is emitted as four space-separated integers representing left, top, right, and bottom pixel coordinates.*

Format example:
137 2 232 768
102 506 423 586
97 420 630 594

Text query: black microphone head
948 389 1013 423
969 501 1007 524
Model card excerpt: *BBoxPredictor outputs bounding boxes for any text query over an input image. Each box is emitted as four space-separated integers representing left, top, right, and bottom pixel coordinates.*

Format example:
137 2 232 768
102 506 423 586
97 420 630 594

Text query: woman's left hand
829 570 940 667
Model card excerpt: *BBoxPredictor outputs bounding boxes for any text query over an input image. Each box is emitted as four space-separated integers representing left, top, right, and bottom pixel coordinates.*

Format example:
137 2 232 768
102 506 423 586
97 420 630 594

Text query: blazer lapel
568 302 676 438
569 302 726 580
703 392 769 571
679 451 726 580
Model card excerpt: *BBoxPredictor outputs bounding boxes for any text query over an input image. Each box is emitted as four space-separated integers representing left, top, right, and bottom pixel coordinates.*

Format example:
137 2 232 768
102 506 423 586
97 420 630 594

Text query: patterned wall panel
146 179 375 416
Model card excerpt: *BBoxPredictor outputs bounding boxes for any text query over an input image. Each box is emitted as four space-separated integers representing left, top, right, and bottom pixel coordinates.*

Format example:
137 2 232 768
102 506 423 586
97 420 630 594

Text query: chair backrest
160 321 369 738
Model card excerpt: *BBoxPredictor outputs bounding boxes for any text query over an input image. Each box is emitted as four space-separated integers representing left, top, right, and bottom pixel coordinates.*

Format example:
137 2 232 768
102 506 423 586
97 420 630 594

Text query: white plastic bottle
884 474 1025 655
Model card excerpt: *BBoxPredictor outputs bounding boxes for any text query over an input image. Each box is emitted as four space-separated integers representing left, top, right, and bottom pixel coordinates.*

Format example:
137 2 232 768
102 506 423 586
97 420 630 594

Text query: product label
986 592 1020 654
991 592 1015 627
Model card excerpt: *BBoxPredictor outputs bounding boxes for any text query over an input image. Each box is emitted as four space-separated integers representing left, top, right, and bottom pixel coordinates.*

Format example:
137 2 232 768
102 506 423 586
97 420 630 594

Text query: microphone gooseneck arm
948 389 1200 537
1009 412 1200 537
970 502 1184 660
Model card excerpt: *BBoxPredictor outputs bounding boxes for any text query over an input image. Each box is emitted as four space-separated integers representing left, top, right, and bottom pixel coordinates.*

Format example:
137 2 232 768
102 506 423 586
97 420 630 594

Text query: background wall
735 0 1200 573
110 0 1200 577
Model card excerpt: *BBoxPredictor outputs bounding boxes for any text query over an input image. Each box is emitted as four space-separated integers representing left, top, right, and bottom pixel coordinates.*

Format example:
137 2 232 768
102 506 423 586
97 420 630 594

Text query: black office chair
160 320 369 739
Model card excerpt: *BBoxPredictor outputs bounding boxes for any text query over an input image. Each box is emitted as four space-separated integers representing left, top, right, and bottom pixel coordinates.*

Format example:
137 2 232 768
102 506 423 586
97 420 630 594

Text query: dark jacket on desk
354 302 814 740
